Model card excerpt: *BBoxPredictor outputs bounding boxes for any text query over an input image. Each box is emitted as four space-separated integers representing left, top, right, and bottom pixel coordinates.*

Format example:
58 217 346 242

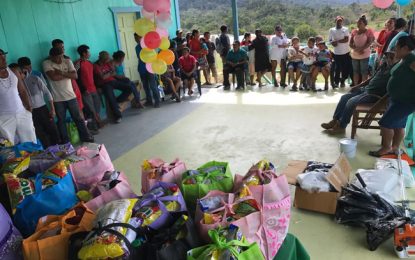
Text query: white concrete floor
100 85 408 259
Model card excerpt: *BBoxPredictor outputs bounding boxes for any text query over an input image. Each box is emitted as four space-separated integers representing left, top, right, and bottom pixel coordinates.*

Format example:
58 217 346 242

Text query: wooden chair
351 95 388 139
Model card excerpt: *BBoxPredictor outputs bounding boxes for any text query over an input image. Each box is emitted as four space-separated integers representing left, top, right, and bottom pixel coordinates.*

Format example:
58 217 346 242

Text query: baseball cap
318 41 326 45
0 49 8 55
176 29 183 34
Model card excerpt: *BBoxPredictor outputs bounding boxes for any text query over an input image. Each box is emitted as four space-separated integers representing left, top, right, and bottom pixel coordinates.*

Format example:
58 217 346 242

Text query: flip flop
368 150 395 158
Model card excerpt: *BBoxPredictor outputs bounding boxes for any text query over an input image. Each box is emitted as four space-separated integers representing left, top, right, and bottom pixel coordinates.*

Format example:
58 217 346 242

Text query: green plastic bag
181 161 233 212
187 229 265 260
67 122 80 144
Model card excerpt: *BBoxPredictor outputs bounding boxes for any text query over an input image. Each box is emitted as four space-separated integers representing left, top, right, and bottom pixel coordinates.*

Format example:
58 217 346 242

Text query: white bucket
339 138 357 158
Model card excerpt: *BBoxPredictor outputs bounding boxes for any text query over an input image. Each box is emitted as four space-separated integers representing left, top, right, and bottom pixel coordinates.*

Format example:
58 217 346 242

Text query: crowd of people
0 14 414 155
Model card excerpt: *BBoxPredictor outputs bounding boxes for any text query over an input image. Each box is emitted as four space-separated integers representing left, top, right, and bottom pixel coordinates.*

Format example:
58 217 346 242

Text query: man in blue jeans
43 47 93 143
134 33 160 108
321 51 395 135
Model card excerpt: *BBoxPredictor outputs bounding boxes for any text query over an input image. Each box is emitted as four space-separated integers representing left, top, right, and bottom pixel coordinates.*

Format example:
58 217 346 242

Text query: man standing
173 29 186 57
223 41 248 90
0 49 36 144
43 47 93 143
329 16 352 88
218 25 231 65
204 32 218 85
134 33 160 108
74 45 102 133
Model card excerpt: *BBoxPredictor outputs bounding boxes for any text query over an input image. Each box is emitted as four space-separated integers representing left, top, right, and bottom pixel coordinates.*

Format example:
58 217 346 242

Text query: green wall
0 0 179 71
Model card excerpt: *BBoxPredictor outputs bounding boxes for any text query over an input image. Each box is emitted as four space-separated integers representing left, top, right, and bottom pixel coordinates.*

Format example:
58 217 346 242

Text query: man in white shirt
270 25 289 87
0 49 36 145
43 47 93 144
329 16 353 88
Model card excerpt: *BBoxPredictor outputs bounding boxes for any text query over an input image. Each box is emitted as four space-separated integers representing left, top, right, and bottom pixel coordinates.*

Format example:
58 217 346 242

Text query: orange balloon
157 50 175 65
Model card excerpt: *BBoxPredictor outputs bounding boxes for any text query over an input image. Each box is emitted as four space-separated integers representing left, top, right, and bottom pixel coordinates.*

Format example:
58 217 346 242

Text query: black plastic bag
366 217 408 251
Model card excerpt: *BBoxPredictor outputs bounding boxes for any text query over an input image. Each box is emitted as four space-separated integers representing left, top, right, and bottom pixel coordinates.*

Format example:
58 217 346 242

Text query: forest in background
179 0 415 40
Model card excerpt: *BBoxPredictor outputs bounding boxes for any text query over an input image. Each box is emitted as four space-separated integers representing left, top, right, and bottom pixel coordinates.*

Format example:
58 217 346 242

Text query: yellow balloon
134 18 156 37
159 37 170 50
140 48 157 63
157 50 175 65
152 59 167 74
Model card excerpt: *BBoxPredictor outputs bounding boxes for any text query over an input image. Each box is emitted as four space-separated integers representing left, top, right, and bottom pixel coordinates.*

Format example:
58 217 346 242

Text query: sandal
368 150 395 158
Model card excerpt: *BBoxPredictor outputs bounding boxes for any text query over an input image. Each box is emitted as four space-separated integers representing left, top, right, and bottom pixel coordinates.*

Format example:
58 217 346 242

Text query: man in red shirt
75 45 102 132
94 51 132 124
179 47 197 96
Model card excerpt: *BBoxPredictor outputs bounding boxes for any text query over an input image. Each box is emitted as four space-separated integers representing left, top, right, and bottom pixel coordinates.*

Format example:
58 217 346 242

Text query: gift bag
181 161 233 212
22 203 95 260
137 182 187 230
70 144 114 191
29 143 75 174
195 190 261 243
14 168 79 237
83 171 137 212
67 122 80 145
234 160 291 259
187 227 265 260
0 203 23 260
141 158 187 194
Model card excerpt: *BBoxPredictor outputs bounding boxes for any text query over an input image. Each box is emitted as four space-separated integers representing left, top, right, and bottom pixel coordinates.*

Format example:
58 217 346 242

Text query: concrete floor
96 84 407 260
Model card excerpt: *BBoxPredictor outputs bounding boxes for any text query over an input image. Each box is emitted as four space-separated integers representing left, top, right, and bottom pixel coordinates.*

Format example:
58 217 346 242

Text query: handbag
84 171 136 212
141 158 187 194
14 169 79 237
0 203 23 260
187 228 265 260
22 203 95 260
66 122 80 145
181 161 233 212
70 144 114 191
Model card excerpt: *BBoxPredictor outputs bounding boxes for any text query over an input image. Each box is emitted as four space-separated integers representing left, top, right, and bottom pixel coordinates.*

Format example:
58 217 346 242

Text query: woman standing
241 33 255 86
370 36 415 157
375 18 395 60
349 15 375 85
249 29 271 87
270 25 289 87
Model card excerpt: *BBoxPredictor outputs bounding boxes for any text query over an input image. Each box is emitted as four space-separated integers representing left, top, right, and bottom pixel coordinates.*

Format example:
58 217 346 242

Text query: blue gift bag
0 141 43 164
13 170 78 237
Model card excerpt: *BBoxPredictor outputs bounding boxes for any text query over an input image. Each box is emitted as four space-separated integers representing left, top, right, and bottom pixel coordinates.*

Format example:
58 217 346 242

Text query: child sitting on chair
300 37 318 91
161 64 182 102
287 37 304 91
311 41 331 91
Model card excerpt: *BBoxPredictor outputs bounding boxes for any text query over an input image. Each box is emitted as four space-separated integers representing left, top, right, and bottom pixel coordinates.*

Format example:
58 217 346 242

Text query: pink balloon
156 28 169 38
143 0 161 12
157 0 171 13
140 38 147 48
133 0 143 5
146 63 154 73
372 0 394 8
156 12 172 29
141 8 155 20
144 31 161 49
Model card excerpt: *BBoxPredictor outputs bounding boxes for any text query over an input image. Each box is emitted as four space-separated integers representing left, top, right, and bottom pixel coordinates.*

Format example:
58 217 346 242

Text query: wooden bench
351 98 387 139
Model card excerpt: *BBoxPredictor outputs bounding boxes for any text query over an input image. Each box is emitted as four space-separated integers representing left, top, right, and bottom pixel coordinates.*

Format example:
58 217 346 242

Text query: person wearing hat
249 29 271 87
173 29 186 57
43 47 94 143
311 41 331 91
321 50 396 135
0 49 36 144
329 16 352 88
223 41 248 90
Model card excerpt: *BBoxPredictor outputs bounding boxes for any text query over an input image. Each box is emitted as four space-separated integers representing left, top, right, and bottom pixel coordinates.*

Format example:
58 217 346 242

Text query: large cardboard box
281 154 352 215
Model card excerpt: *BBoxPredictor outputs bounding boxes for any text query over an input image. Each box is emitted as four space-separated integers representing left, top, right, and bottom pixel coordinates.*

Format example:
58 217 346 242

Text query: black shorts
315 61 330 68
181 72 195 81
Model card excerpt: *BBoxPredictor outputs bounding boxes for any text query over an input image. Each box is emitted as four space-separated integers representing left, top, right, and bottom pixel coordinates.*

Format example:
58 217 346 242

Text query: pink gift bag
234 161 291 259
85 171 137 212
141 158 187 194
70 144 114 190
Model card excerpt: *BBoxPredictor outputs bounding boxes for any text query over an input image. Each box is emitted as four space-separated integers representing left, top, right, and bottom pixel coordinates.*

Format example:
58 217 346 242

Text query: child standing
300 37 318 90
311 41 332 91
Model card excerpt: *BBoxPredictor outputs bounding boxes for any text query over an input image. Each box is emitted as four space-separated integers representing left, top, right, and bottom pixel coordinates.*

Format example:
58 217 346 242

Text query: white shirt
329 26 350 55
24 74 53 109
0 68 25 115
43 59 76 102
302 46 318 65
270 34 289 61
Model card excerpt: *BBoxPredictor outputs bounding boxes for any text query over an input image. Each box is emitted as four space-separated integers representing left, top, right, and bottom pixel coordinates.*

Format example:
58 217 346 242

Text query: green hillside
179 0 414 39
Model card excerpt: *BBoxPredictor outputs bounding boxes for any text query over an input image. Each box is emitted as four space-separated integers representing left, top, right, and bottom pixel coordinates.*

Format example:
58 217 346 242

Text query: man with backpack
216 25 231 65
74 45 101 134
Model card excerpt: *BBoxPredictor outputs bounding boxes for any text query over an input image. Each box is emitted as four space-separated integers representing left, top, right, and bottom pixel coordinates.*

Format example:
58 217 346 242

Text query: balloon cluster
133 0 175 74
373 0 411 8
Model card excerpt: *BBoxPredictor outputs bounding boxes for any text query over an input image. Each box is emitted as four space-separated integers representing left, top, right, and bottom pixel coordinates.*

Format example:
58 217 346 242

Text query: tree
295 24 317 41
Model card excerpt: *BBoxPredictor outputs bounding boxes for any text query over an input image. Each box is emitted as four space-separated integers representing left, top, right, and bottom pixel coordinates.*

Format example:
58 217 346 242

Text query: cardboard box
281 154 352 215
